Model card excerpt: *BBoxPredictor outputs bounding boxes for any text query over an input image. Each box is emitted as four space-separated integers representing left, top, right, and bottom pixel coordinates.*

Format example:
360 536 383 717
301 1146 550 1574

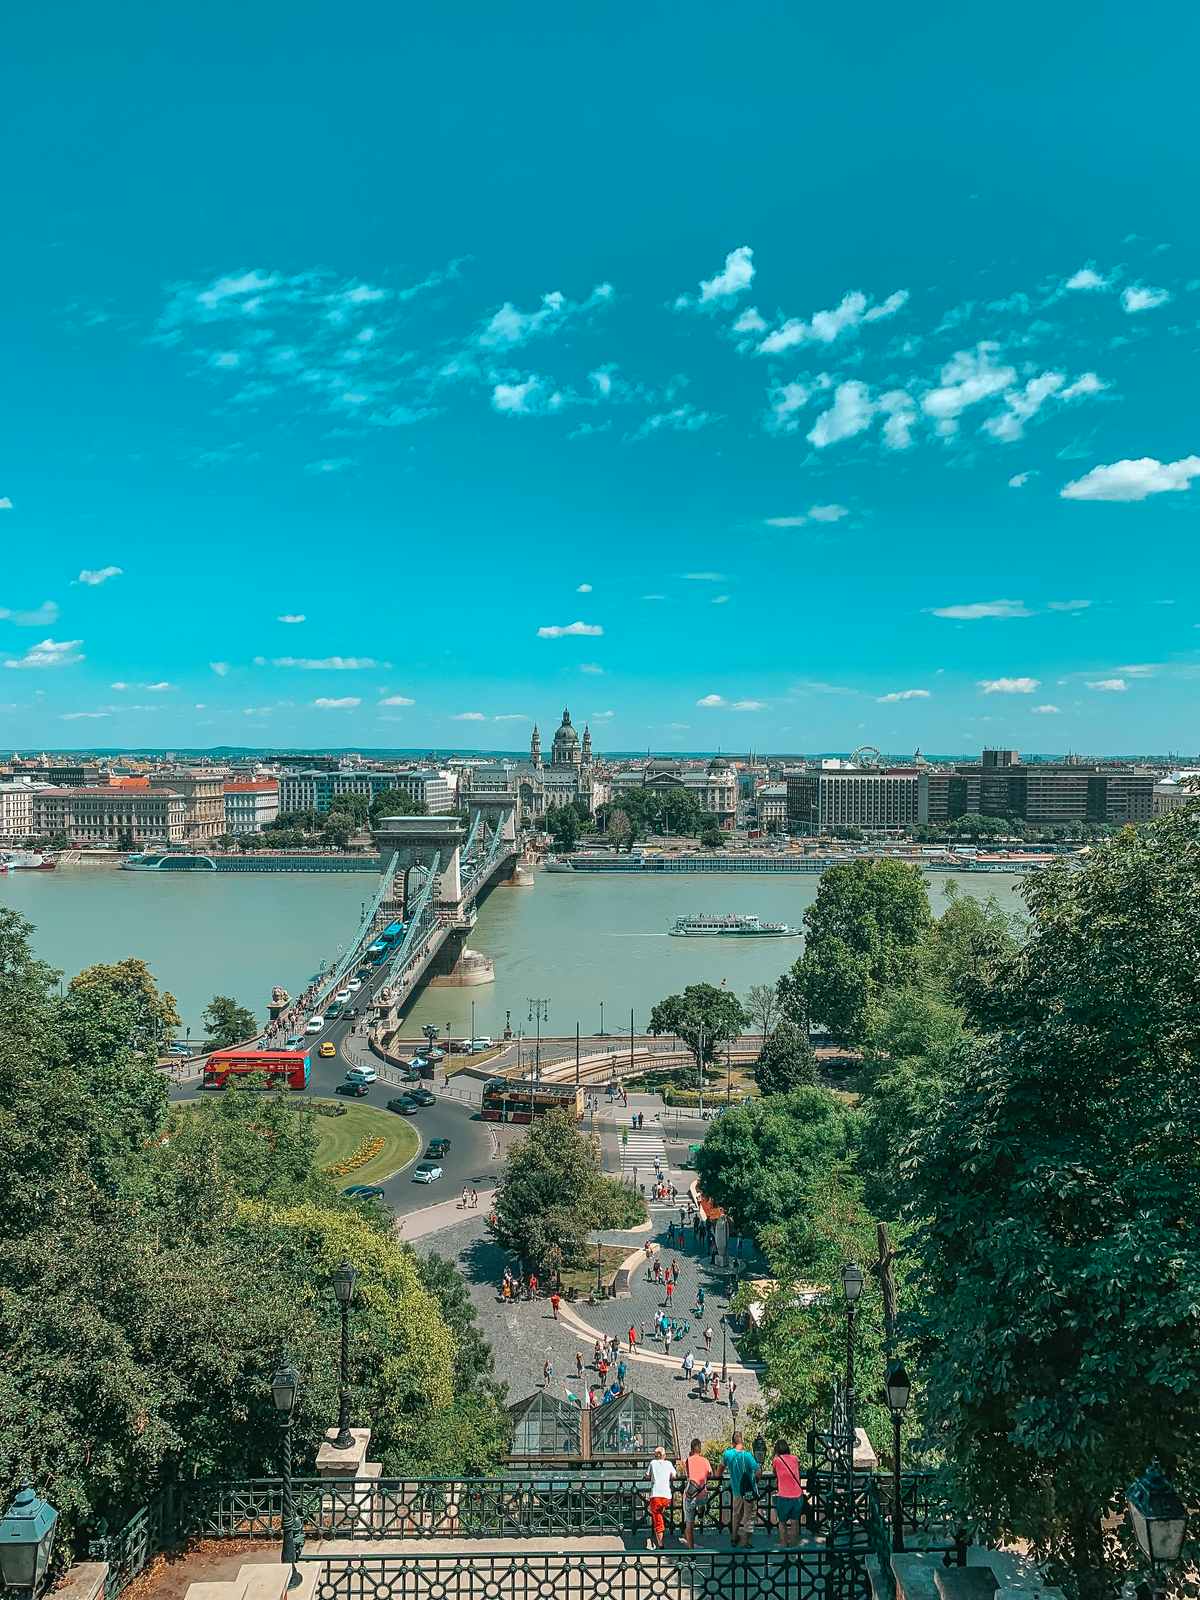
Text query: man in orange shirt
679 1437 712 1548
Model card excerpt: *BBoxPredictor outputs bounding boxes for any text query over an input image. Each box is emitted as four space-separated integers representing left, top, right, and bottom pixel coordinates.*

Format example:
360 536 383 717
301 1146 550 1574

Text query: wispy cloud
1008 472 1033 488
576 583 593 593
580 663 604 675
277 614 306 624
272 655 387 669
979 677 1040 694
712 595 730 606
75 565 122 586
591 709 616 720
732 699 766 711
0 600 59 627
0 498 12 511
633 404 715 439
492 713 529 722
210 661 230 677
1046 599 1091 612
1064 265 1110 292
452 711 487 721
684 572 725 582
808 381 875 448
3 638 84 670
1086 678 1128 692
674 246 755 310
764 503 849 528
1121 284 1170 314
877 688 930 703
61 710 109 720
491 376 565 417
756 288 907 355
378 695 415 706
305 458 355 474
313 696 361 709
697 693 765 710
930 599 1032 620
1031 704 1060 714
536 621 603 639
1061 456 1200 502
477 283 613 349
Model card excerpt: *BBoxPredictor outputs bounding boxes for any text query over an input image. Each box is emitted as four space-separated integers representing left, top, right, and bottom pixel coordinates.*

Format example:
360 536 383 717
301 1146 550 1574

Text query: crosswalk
619 1127 684 1210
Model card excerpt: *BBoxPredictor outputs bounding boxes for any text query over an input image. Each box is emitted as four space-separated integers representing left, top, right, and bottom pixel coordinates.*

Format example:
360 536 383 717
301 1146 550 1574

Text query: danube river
2 864 1030 1039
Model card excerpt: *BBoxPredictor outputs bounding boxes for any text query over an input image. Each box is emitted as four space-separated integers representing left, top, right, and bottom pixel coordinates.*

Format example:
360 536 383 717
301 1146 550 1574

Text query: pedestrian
695 1359 709 1398
728 1378 737 1409
664 1325 673 1356
628 1325 638 1353
542 1358 553 1388
640 1321 646 1344
709 1243 718 1268
594 1339 603 1367
711 1371 720 1405
643 1446 677 1551
666 1221 675 1247
682 1350 694 1383
576 1350 584 1381
696 1286 705 1314
717 1431 759 1549
550 1290 561 1321
598 1357 609 1386
704 1325 713 1352
617 1358 627 1389
679 1437 712 1550
529 1271 539 1299
665 1278 674 1307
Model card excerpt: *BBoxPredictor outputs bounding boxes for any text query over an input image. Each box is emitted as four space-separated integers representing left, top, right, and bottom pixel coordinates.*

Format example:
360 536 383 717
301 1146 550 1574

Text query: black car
387 1095 419 1114
342 1184 386 1201
425 1137 451 1158
336 1081 370 1098
408 1087 436 1106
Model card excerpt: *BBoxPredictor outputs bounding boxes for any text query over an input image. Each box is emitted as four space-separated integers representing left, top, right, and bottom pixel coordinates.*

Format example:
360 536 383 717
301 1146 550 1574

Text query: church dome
707 755 735 774
552 708 580 764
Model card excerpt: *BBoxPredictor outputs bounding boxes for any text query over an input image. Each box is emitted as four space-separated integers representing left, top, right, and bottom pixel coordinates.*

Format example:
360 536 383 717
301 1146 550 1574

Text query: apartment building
223 779 280 835
786 767 928 833
278 768 454 817
147 770 228 841
32 787 187 846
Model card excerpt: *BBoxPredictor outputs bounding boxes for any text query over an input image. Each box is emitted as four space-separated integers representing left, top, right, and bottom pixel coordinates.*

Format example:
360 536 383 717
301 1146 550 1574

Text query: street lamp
596 1238 603 1296
271 1362 304 1588
331 1260 358 1450
0 1484 58 1600
1127 1460 1187 1600
884 1360 911 1552
599 1000 605 1037
841 1262 863 1538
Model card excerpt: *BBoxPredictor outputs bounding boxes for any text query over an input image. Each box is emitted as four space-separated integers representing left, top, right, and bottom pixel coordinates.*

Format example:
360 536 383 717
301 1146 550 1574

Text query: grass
443 1046 503 1078
559 1244 632 1295
311 1100 419 1183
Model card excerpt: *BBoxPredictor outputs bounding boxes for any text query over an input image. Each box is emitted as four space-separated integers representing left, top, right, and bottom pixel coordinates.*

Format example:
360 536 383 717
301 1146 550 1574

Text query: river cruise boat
122 852 218 871
669 913 799 937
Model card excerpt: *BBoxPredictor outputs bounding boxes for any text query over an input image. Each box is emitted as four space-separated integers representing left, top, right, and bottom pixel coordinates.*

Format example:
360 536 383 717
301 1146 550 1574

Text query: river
2 863 1030 1039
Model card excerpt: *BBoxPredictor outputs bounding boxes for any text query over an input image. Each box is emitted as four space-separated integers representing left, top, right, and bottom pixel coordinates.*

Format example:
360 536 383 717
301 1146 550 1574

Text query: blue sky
3 0 1199 755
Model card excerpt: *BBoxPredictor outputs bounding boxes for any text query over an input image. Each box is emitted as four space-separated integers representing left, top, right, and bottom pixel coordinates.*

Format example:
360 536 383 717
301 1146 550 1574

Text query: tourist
542 1358 553 1389
717 1431 760 1549
594 1339 603 1367
666 1221 675 1247
550 1290 561 1321
643 1446 677 1550
703 1325 713 1352
696 1286 705 1313
575 1350 584 1381
695 1360 709 1399
679 1438 712 1549
664 1324 673 1356
628 1324 638 1353
727 1378 737 1409
665 1277 674 1307
681 1350 694 1383
711 1371 720 1404
598 1356 609 1386
528 1271 539 1299
771 1438 805 1548
730 1396 740 1428
617 1358 627 1389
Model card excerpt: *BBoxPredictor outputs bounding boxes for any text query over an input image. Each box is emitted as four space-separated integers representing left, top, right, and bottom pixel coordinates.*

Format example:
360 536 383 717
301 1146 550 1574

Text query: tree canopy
753 1019 817 1096
202 994 258 1048
647 982 749 1072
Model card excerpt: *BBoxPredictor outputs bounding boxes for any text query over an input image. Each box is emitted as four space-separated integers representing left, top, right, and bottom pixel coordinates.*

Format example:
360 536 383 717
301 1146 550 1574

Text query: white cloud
210 661 230 676
1087 678 1128 692
979 677 1040 694
809 503 849 523
1008 472 1032 488
684 572 724 582
580 663 604 675
642 594 666 601
479 283 613 348
589 367 615 398
378 694 415 706
1115 663 1158 678
931 599 1033 620
145 681 173 691
3 638 85 670
1121 284 1170 314
766 381 809 434
1064 266 1109 291
312 696 361 709
591 709 616 720
757 288 906 354
0 497 12 510
633 404 714 439
1061 456 1200 502
983 372 1065 442
61 710 109 720
808 381 874 448
732 699 765 710
277 614 306 624
732 307 767 334
675 246 755 309
576 583 593 593
273 655 385 669
492 377 549 415
492 713 529 722
536 621 604 638
452 711 487 721
0 600 59 627
696 694 726 707
1061 372 1106 400
111 682 129 691
1047 599 1091 612
305 457 354 474
763 515 809 528
76 565 123 586
877 688 931 703
923 344 1015 431
1031 704 1060 714
879 390 917 450
712 595 730 605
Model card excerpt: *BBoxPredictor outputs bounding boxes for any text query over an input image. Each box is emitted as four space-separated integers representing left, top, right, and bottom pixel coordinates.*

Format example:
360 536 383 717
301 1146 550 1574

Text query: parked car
419 1046 444 1062
319 1041 337 1058
411 1162 443 1184
425 1137 451 1158
465 1037 493 1053
167 1042 193 1056
345 1065 377 1084
409 1087 436 1106
336 1082 369 1098
387 1095 419 1114
305 1016 325 1034
342 1184 386 1200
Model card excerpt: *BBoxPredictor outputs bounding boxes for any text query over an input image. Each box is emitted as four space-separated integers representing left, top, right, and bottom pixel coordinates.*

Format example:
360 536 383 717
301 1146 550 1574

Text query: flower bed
325 1135 386 1178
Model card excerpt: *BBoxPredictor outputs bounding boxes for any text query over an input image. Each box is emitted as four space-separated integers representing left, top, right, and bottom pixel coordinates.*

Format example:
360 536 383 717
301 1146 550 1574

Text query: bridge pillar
468 792 519 843
373 815 465 917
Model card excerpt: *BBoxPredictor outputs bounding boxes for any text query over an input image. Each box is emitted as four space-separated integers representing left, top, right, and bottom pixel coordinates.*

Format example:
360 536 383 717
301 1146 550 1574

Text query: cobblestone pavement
409 1209 764 1448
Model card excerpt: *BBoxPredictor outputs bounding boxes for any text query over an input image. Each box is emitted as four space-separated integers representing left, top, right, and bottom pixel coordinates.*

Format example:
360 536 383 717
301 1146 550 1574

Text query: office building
786 767 928 833
32 787 186 846
278 767 454 817
223 779 280 835
147 770 227 841
978 761 1153 825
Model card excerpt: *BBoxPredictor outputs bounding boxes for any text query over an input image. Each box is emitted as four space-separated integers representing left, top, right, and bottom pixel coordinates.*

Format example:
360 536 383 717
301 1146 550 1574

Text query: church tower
530 724 542 768
581 724 592 767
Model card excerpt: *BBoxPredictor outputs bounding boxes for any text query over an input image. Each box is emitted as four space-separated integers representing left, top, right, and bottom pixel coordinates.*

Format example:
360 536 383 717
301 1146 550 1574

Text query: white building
786 767 928 833
223 779 280 835
278 768 454 816
465 709 600 819
0 781 39 841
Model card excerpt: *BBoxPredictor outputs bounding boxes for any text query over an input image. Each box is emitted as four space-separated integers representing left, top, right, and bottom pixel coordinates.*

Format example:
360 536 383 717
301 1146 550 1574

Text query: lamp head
272 1363 300 1415
0 1484 59 1597
1126 1460 1186 1567
332 1260 357 1307
885 1359 912 1415
841 1262 864 1305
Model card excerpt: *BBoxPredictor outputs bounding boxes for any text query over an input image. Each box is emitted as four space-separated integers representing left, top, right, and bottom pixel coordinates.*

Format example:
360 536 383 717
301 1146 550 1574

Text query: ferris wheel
850 744 883 768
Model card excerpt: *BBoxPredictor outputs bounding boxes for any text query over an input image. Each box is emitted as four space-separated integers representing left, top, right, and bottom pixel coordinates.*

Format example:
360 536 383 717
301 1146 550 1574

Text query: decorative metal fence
303 1547 874 1600
87 1498 167 1600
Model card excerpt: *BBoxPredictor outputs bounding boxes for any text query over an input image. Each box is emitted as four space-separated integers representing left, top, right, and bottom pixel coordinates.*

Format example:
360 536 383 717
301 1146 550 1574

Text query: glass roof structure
508 1391 583 1458
592 1392 677 1457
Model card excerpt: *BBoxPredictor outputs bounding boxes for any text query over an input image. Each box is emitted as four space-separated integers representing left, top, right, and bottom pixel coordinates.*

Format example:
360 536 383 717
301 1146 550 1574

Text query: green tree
68 957 182 1063
369 790 429 826
753 1019 817 1095
699 824 725 849
925 881 1022 1010
327 792 369 828
781 859 933 1042
906 813 1200 1600
693 1086 858 1238
647 982 749 1074
202 994 259 1048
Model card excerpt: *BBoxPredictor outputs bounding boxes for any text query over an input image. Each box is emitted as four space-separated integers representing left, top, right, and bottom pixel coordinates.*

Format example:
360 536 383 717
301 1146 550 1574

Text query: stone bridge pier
373 815 465 919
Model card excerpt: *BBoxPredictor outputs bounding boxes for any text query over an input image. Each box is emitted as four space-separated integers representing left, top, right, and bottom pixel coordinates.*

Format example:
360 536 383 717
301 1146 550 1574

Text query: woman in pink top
771 1437 806 1548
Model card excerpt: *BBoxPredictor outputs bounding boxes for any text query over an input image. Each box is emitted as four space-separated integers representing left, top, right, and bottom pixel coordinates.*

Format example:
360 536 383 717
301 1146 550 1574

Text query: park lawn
559 1244 633 1295
311 1100 419 1182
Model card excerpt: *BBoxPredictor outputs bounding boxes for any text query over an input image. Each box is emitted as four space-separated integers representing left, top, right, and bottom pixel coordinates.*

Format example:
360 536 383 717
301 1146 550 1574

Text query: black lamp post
841 1262 864 1537
332 1259 358 1450
595 1238 603 1296
1126 1460 1187 1600
272 1363 304 1588
885 1359 911 1552
0 1484 59 1600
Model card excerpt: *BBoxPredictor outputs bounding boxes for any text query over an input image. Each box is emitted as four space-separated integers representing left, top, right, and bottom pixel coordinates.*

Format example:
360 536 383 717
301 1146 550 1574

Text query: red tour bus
203 1048 311 1091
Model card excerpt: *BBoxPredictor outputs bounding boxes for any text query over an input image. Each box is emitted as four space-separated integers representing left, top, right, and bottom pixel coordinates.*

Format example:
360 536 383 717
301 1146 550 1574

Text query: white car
334 988 351 1005
345 1065 378 1085
411 1162 443 1184
305 1016 325 1034
465 1037 493 1053
347 978 363 992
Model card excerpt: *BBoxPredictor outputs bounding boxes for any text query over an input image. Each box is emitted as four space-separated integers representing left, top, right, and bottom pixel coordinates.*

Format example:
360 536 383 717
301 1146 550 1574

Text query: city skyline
3 2 1200 749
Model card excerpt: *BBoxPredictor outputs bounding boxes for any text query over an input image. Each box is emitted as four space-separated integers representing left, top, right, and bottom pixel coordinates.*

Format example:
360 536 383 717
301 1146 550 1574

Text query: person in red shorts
644 1446 677 1549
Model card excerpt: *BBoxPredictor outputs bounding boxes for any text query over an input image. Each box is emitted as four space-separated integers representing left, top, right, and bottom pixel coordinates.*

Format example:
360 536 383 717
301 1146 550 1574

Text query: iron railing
87 1498 166 1600
303 1548 873 1600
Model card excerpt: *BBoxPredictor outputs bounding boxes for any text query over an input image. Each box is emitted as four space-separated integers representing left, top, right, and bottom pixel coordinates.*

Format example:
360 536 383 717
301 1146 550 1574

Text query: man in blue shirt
717 1431 759 1547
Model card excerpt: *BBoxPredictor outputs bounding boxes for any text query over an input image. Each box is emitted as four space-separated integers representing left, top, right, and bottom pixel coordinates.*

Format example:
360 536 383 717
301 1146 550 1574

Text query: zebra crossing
619 1126 684 1209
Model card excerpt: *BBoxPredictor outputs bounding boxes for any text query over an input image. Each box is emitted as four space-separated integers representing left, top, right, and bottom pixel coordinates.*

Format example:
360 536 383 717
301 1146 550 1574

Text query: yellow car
319 1041 337 1058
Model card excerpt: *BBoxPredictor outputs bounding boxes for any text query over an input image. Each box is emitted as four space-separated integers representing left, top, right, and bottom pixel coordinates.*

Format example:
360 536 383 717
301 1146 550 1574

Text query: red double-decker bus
203 1049 311 1091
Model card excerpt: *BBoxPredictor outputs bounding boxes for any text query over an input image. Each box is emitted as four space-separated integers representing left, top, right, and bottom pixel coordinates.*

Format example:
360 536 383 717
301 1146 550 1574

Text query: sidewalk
396 1189 496 1240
